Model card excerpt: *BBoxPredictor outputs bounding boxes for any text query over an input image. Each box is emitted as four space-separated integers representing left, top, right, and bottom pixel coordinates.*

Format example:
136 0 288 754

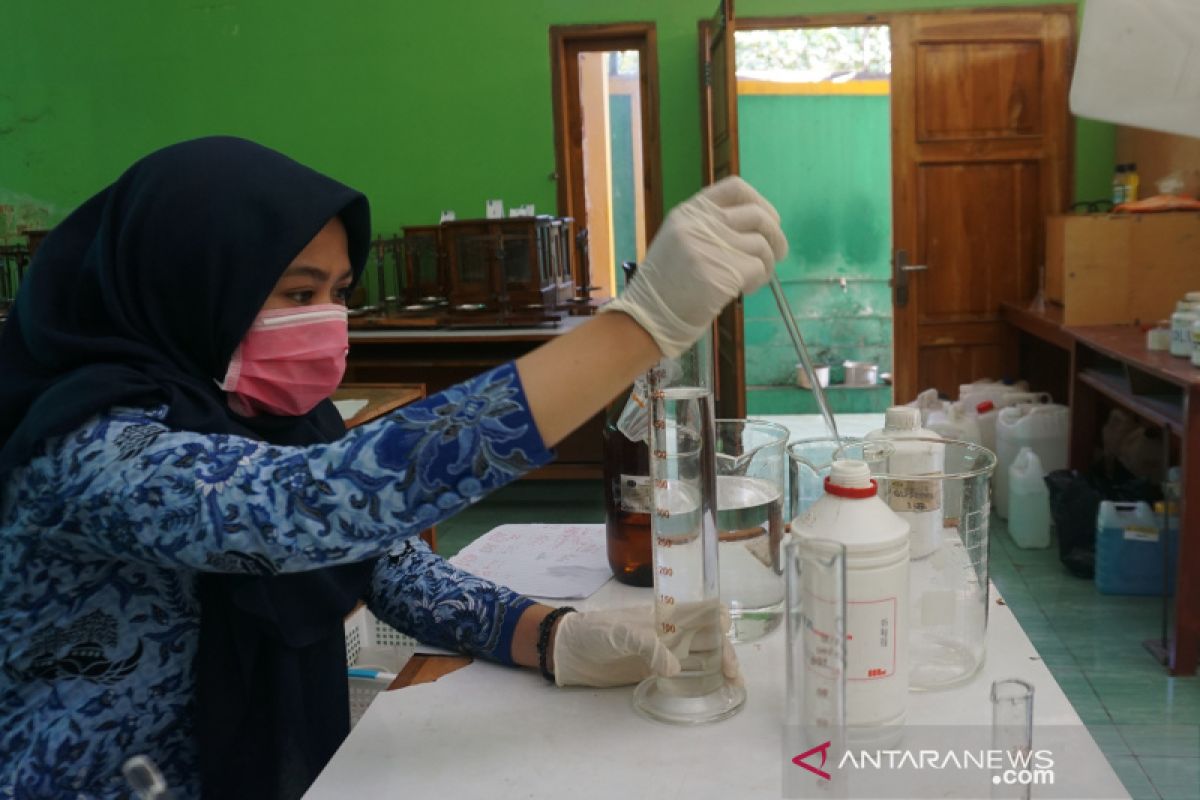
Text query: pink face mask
219 304 349 417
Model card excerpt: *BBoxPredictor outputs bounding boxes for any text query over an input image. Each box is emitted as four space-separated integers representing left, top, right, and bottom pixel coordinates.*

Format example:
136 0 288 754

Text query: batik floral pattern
0 363 550 798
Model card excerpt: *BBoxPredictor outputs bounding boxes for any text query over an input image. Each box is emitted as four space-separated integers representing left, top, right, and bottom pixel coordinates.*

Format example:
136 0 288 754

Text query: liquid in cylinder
633 384 745 724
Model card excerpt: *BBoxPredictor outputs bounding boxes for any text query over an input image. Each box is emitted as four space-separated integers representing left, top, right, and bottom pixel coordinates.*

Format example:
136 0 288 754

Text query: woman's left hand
551 605 742 688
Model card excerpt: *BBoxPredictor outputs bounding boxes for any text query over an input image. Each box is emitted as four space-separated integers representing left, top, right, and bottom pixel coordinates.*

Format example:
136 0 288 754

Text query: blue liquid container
1095 501 1179 596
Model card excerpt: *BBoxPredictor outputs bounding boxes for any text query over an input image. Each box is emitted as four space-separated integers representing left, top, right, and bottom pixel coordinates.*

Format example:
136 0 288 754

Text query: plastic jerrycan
866 407 945 558
926 401 983 447
792 460 910 731
994 403 1068 520
1006 447 1051 548
974 400 999 456
958 379 1029 410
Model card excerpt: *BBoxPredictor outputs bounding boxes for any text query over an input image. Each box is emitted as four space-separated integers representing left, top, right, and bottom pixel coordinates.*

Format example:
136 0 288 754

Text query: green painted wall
3 0 1109 240
740 93 894 415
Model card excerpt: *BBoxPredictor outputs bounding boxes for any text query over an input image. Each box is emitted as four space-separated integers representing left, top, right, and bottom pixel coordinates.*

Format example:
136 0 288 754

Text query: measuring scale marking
649 386 724 684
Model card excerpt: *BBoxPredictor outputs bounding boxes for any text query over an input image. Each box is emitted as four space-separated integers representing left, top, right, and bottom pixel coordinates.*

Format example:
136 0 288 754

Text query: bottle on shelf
1169 295 1200 358
1124 162 1140 204
1111 164 1127 206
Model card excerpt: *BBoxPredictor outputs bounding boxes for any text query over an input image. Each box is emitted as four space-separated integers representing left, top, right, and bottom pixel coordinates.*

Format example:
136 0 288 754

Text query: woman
0 137 786 798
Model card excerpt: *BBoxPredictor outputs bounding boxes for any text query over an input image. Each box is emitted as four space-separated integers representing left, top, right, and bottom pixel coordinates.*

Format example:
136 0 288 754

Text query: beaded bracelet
537 606 577 682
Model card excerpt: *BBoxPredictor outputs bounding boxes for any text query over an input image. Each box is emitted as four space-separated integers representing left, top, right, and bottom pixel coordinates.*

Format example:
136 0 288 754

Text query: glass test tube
991 678 1034 800
632 331 745 725
785 538 848 798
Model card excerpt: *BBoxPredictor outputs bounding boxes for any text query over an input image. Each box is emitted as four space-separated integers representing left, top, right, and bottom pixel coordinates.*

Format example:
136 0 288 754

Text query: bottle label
887 479 942 513
1123 525 1159 542
846 596 898 680
617 474 653 514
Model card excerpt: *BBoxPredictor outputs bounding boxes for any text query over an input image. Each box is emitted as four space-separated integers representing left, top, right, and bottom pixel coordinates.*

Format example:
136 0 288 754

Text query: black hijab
0 136 374 798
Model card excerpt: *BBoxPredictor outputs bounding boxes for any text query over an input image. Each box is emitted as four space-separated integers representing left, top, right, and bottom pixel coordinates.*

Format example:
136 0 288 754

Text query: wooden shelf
1005 317 1200 676
1076 368 1184 434
1000 301 1072 350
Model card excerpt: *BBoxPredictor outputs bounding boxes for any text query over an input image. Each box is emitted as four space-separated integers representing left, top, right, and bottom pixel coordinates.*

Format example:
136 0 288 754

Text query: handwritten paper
449 524 612 600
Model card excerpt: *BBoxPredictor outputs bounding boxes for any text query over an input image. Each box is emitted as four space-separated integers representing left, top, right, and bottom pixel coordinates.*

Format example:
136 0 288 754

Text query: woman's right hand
601 176 788 358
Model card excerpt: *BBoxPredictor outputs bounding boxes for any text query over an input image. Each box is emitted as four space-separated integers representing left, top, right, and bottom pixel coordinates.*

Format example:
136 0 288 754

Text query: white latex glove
601 176 788 357
551 605 743 689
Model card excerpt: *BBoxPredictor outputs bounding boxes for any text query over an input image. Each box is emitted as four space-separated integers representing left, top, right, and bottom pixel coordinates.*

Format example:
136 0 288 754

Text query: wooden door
698 0 745 418
890 10 1073 403
550 24 664 298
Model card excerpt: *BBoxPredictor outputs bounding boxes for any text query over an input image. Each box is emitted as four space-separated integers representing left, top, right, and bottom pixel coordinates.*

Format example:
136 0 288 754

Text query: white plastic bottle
791 460 910 732
1169 298 1200 358
866 407 945 558
1190 318 1200 367
1007 447 1052 549
994 404 1069 520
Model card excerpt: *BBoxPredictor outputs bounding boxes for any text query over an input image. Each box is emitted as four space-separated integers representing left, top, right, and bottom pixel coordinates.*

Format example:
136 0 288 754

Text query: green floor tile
1106 754 1164 800
1117 726 1200 759
1137 756 1200 796
1095 687 1200 726
1055 678 1113 725
1089 723 1135 758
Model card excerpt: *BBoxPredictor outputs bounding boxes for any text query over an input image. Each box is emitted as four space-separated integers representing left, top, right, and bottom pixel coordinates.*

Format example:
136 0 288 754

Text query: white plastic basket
344 606 418 727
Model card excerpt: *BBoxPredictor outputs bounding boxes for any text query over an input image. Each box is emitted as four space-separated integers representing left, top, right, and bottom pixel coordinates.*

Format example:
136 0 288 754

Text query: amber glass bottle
602 387 653 586
602 262 653 586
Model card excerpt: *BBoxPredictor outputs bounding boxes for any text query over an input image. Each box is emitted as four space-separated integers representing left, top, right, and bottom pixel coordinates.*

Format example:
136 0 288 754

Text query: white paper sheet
449 523 612 599
332 398 369 421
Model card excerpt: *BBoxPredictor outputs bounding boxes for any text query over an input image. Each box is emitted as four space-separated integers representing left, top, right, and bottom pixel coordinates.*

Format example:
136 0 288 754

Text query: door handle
892 249 928 308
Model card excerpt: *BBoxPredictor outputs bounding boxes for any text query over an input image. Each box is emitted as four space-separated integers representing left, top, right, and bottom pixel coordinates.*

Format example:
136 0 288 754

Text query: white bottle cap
884 406 922 432
826 459 876 495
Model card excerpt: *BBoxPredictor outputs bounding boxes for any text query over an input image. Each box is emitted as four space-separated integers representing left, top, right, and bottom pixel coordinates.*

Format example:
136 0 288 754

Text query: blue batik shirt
0 363 553 798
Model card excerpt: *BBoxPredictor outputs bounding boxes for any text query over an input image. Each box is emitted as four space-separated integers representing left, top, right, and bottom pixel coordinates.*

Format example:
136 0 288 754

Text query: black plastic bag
1044 465 1163 579
1045 469 1102 579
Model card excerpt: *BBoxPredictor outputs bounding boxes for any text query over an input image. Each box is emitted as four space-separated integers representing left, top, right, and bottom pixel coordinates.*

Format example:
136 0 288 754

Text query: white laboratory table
308 412 1130 799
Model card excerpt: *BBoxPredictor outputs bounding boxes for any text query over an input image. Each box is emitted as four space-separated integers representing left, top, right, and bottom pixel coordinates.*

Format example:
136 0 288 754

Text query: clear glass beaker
991 679 1034 800
633 332 745 725
784 537 848 798
842 437 996 690
715 418 789 642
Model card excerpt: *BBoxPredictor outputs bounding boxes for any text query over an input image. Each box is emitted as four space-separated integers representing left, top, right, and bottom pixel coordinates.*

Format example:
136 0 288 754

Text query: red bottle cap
824 460 878 499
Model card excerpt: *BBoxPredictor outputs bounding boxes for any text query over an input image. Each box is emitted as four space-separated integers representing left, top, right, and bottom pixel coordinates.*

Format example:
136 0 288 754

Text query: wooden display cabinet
443 217 576 313
401 225 446 305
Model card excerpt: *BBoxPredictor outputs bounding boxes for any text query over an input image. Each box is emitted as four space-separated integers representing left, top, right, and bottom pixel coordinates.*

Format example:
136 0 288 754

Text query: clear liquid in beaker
634 386 744 724
717 475 784 642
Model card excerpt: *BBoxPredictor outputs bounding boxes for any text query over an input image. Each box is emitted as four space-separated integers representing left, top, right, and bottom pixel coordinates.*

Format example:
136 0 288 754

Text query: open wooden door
699 0 744 418
890 9 1073 403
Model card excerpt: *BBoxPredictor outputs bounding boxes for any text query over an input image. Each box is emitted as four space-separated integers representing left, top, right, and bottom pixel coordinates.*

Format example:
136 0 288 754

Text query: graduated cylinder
632 331 745 725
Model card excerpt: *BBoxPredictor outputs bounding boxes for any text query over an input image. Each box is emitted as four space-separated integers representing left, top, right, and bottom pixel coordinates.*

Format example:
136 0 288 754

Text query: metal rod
767 274 840 444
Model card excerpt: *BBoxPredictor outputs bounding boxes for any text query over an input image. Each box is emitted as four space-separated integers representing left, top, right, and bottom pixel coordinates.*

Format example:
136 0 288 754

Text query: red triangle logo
792 740 832 781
